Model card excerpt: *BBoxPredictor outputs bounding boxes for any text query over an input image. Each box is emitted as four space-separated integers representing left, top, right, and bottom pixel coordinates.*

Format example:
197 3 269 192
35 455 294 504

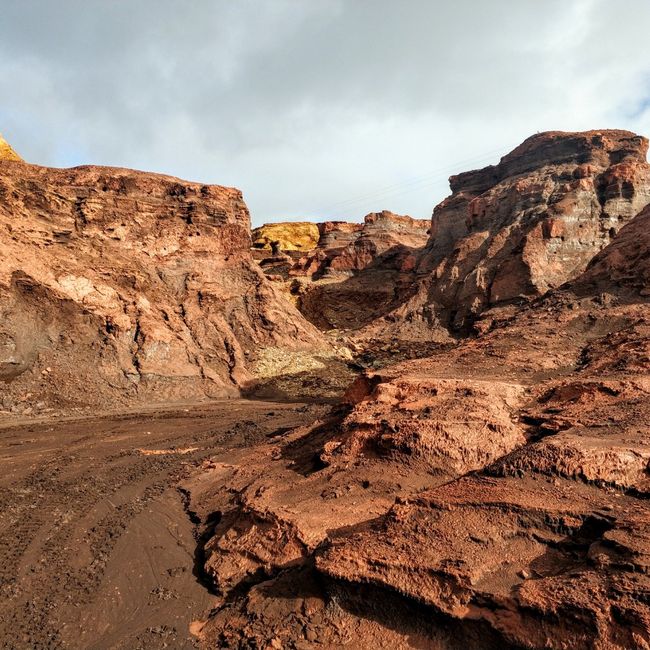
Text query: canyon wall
379 129 650 338
0 159 324 414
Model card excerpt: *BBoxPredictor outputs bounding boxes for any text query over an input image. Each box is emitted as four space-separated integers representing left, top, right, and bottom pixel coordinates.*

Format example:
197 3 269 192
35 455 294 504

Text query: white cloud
1 0 649 225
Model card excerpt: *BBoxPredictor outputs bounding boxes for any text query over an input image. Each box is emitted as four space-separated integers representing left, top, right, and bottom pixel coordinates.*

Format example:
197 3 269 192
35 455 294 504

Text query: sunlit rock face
384 129 650 336
0 158 324 412
251 221 320 252
0 134 22 162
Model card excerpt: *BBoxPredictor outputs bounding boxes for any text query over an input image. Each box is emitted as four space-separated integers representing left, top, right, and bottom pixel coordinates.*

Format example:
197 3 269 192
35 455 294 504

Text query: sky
2 1 650 227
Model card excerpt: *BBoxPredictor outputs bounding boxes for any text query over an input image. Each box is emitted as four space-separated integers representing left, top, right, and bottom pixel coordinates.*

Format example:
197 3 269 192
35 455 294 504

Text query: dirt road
0 400 324 649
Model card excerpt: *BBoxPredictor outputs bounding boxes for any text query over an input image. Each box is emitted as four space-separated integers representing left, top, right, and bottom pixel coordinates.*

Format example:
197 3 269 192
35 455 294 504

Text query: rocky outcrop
320 283 650 648
321 475 650 650
313 220 364 256
372 130 650 338
292 211 429 279
0 134 22 162
5 127 649 646
257 211 430 331
251 221 320 252
187 198 650 648
0 159 325 414
254 212 429 281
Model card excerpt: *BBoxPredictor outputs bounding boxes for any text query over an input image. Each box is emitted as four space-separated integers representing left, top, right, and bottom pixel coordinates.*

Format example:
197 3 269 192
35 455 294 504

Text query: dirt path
0 400 324 649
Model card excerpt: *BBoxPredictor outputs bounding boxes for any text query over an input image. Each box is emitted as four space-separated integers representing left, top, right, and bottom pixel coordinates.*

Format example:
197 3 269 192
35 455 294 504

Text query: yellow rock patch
0 134 23 162
252 221 319 251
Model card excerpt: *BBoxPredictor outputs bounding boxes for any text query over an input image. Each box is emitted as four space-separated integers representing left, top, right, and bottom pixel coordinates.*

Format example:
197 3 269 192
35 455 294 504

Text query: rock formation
318 211 650 647
185 131 650 649
0 134 22 162
377 129 650 338
0 157 327 414
3 127 649 647
251 221 320 252
290 210 429 278
255 211 430 331
254 131 650 342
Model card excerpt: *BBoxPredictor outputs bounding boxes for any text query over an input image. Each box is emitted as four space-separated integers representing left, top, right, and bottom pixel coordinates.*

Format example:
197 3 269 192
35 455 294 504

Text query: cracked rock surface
185 134 650 649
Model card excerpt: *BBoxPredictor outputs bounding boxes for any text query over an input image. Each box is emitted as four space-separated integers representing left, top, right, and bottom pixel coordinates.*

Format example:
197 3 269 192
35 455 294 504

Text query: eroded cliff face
363 130 650 340
0 160 325 414
255 211 428 279
256 211 430 331
433 129 649 298
309 211 429 278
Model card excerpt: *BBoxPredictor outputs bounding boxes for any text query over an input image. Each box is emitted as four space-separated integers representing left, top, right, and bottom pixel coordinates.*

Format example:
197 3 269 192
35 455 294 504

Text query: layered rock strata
256 211 430 331
380 129 650 338
0 159 324 413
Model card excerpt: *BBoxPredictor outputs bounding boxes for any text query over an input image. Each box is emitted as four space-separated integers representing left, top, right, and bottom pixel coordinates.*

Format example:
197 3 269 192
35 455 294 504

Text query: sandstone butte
2 129 650 649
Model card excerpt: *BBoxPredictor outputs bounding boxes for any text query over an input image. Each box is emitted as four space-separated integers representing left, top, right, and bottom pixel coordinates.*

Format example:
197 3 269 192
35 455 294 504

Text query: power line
321 149 502 214
317 146 506 216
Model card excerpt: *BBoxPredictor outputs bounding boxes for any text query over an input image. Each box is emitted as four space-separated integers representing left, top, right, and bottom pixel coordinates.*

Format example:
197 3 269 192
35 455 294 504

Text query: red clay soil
0 400 328 650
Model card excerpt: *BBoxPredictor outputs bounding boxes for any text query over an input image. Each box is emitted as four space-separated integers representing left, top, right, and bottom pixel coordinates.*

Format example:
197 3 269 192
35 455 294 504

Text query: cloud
1 0 650 225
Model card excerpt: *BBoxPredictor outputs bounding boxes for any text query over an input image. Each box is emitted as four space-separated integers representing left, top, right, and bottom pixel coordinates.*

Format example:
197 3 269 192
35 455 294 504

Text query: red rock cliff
394 129 650 336
0 160 323 413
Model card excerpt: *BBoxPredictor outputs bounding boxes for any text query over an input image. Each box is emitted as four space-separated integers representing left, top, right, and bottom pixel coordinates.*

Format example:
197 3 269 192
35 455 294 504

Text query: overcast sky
2 1 650 226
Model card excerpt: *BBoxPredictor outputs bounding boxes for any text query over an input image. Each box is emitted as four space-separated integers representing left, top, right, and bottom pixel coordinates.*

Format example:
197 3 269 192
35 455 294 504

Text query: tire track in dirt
0 400 324 649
